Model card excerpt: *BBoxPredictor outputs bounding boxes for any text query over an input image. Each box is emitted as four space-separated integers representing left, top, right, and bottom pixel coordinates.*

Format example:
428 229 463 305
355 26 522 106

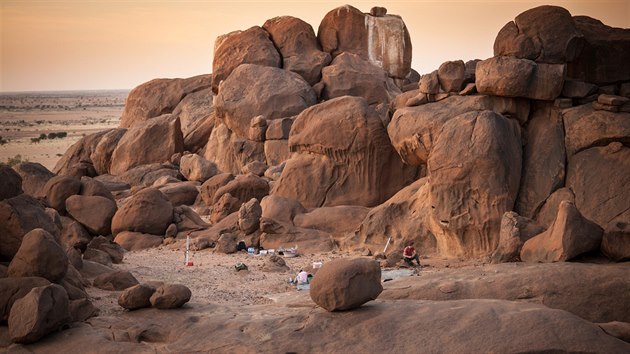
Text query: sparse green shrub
31 137 41 143
0 136 7 145
5 154 27 167
39 133 47 140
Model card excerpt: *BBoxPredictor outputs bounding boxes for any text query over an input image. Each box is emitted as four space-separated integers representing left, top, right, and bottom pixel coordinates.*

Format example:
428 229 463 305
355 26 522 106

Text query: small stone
598 94 630 106
592 101 620 112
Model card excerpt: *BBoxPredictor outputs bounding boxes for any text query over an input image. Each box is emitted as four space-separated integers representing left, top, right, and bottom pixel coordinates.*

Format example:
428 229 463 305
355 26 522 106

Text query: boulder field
1 4 630 352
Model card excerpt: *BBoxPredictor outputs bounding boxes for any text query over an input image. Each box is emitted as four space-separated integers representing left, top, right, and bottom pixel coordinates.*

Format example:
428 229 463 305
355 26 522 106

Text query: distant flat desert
0 90 127 170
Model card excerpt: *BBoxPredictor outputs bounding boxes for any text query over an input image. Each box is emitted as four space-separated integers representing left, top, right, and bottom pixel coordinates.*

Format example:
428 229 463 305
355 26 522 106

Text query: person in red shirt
403 243 421 267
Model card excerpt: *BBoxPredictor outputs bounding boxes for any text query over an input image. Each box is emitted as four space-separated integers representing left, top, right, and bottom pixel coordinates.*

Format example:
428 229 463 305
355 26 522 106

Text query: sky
1 0 628 92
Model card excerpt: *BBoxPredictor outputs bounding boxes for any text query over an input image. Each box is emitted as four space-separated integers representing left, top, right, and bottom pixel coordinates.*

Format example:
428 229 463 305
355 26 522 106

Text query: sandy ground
0 90 126 170
89 240 486 317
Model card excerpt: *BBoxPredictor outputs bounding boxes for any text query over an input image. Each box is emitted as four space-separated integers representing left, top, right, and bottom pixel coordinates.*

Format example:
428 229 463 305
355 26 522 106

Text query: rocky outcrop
213 174 270 206
149 284 192 309
158 181 199 207
199 173 234 206
119 75 212 128
172 87 214 136
111 188 173 236
0 165 22 201
319 52 401 105
237 198 262 234
65 195 117 235
0 277 50 322
521 201 603 262
179 153 218 183
515 103 566 218
428 110 522 257
491 212 545 263
90 128 127 175
53 130 108 177
273 96 417 208
110 115 184 175
566 143 630 230
563 104 630 158
262 16 331 85
43 175 82 214
568 16 630 85
493 5 583 63
310 258 382 311
7 228 68 282
8 284 70 344
318 5 412 80
11 162 54 198
388 95 529 165
0 195 60 259
211 26 281 93
475 56 565 100
214 64 316 139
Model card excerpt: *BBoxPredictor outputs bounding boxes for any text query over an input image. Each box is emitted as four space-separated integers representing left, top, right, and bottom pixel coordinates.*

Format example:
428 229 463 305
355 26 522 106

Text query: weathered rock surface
115 163 180 188
87 236 124 264
65 195 117 235
260 195 306 225
7 228 68 282
149 284 192 309
388 95 529 165
111 188 173 236
120 75 212 128
262 16 331 86
93 271 139 291
214 63 316 139
318 5 412 79
566 143 630 229
238 198 262 234
567 16 630 85
428 110 522 257
211 193 240 224
381 262 630 324
310 257 382 311
0 194 60 259
515 103 566 218
563 104 630 157
475 56 565 100
274 96 416 208
294 205 369 237
211 26 281 93
90 128 127 175
0 277 50 322
354 178 436 255
438 60 466 92
158 181 199 207
493 5 583 63
179 153 218 183
11 162 54 199
8 284 70 344
118 283 156 310
59 216 91 251
171 87 214 136
114 231 164 251
0 165 23 201
52 130 108 177
521 201 603 262
110 115 184 175
319 52 401 105
43 175 81 214
260 226 334 254
491 212 545 263
213 174 269 206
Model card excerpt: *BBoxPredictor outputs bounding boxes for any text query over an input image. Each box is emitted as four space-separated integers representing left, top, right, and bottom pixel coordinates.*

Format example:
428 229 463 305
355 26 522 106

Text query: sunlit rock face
318 5 412 81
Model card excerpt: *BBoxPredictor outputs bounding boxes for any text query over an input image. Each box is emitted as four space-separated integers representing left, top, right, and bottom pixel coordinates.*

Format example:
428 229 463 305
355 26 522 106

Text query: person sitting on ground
296 270 309 285
403 243 421 267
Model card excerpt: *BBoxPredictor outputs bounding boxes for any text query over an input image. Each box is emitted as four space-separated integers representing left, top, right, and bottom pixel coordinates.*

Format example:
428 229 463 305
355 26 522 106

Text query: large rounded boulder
310 257 382 311
111 188 173 236
273 96 417 208
110 115 184 175
0 165 23 201
262 16 331 85
12 162 55 198
43 175 82 214
66 195 117 235
214 63 316 139
8 228 69 282
211 26 281 93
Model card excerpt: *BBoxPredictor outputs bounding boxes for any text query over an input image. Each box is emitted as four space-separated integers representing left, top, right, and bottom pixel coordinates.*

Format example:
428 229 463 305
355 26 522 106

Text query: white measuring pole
185 235 193 266
383 237 392 253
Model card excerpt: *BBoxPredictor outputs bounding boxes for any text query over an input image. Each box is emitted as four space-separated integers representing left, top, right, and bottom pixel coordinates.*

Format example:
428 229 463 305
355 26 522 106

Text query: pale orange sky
1 0 628 92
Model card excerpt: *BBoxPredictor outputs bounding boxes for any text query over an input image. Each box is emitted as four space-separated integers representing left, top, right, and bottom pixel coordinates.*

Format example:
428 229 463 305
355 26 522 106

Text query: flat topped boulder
310 257 382 311
318 5 412 79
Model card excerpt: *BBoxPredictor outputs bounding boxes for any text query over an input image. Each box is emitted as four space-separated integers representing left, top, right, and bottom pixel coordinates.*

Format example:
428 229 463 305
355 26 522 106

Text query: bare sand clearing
0 90 126 170
90 239 485 317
